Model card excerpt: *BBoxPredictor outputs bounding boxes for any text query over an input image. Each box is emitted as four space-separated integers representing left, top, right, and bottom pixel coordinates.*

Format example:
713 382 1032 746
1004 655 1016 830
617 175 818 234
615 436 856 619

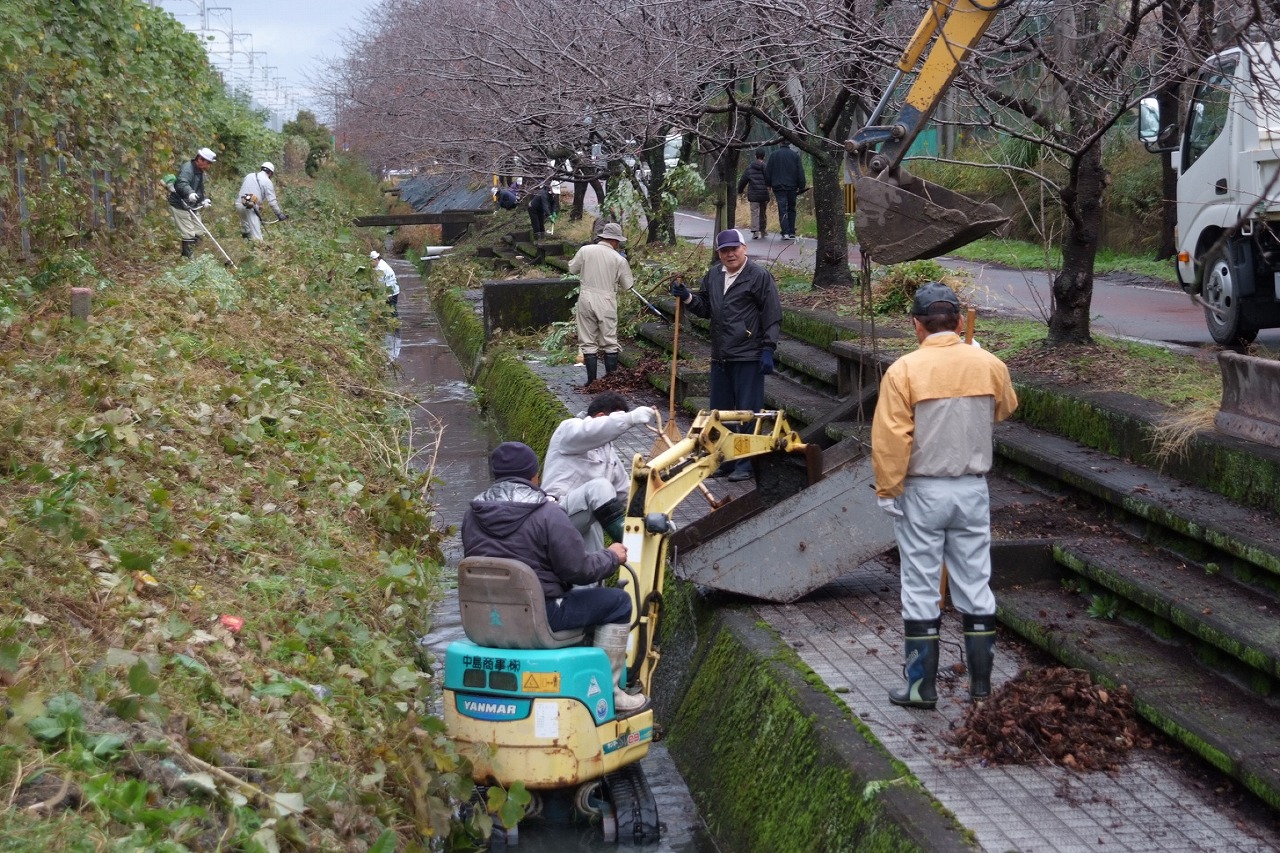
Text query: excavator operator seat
458 556 586 649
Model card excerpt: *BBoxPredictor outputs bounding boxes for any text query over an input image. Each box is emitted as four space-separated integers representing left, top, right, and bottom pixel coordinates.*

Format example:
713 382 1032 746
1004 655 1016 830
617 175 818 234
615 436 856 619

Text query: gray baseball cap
911 282 961 315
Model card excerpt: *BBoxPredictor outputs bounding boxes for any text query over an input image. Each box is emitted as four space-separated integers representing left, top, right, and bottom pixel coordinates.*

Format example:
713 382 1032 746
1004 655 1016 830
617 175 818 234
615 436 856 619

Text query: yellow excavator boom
617 410 809 696
846 0 1007 264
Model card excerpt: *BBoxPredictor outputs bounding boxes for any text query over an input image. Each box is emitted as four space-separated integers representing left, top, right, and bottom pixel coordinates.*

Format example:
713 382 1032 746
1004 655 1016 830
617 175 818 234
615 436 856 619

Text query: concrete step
1054 534 1280 687
996 420 1280 583
992 544 1280 811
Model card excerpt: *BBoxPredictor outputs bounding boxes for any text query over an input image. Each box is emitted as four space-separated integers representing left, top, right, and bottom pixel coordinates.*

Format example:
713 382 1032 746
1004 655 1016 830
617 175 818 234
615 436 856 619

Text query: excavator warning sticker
587 676 602 697
521 671 561 693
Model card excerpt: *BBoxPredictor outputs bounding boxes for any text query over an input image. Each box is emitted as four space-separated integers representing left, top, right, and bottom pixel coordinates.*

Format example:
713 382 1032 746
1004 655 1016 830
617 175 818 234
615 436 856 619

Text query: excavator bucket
854 170 1007 265
673 455 896 603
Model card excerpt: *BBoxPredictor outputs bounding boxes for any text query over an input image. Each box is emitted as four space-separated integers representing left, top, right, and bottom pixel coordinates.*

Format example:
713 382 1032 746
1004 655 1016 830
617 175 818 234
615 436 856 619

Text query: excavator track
603 762 660 845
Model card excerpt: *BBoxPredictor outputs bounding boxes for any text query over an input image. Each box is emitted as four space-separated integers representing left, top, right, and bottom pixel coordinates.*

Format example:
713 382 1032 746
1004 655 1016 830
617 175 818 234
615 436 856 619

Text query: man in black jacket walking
737 149 770 239
765 144 806 239
670 229 782 482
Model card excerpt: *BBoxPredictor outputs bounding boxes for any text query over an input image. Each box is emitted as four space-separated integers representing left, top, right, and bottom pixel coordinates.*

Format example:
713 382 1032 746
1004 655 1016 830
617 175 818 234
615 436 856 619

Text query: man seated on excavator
461 441 649 716
541 391 656 549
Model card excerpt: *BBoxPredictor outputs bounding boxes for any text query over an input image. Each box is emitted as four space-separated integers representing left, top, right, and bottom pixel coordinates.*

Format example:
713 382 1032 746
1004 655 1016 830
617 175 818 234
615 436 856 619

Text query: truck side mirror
1138 97 1178 152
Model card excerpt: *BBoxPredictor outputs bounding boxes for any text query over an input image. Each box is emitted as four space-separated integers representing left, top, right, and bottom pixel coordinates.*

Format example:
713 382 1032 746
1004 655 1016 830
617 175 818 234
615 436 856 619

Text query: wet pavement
387 256 717 851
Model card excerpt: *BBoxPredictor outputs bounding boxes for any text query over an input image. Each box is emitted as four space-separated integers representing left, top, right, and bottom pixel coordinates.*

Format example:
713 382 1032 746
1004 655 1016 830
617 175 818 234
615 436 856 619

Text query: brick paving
524 351 1280 853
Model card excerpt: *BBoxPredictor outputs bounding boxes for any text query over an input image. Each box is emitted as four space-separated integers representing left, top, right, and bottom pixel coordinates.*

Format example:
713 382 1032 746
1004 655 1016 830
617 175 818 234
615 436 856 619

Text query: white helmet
260 161 275 173
369 251 381 260
197 147 217 162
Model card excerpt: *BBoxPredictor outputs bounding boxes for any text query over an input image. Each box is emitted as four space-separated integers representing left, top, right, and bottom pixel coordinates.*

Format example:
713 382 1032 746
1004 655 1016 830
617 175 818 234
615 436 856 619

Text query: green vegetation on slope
0 149 489 848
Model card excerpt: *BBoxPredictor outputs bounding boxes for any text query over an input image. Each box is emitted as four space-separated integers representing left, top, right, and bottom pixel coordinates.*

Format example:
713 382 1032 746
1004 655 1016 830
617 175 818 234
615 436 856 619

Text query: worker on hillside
670 228 782 482
870 282 1018 709
370 251 399 317
568 222 634 385
168 146 216 258
237 161 288 241
542 391 655 550
495 185 519 210
462 441 648 716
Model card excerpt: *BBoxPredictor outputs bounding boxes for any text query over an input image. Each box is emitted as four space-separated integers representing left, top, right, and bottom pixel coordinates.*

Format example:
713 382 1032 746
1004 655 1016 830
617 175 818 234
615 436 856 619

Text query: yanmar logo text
457 696 528 721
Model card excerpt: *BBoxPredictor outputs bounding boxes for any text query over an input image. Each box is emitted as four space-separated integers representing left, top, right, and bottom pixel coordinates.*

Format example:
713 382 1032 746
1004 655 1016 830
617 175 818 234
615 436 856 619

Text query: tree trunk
1047 145 1105 345
645 135 675 244
811 151 856 289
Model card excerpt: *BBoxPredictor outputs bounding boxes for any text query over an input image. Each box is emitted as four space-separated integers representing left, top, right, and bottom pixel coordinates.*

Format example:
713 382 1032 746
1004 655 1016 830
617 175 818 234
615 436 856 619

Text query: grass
0 159 488 849
945 237 1179 282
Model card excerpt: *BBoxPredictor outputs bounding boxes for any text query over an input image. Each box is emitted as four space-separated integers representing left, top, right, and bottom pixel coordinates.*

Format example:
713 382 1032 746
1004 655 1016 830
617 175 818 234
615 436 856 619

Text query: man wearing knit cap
461 441 648 715
871 281 1018 711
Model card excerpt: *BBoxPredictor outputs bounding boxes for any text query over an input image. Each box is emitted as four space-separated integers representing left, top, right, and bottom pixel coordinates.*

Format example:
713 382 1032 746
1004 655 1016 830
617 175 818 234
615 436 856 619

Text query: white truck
1140 42 1280 344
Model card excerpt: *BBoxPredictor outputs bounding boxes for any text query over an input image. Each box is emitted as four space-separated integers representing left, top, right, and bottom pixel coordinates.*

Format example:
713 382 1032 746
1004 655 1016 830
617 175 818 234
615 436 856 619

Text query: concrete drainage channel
416 247 1280 850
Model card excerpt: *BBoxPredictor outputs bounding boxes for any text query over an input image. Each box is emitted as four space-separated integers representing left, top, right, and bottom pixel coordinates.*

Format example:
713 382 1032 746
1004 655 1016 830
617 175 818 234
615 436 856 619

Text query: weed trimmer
187 207 236 268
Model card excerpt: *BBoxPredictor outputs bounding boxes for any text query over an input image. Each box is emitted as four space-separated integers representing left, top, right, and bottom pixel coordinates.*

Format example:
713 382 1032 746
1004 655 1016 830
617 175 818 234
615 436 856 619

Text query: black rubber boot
593 497 627 543
180 240 194 258
603 351 619 375
583 353 598 384
889 619 940 709
963 613 997 702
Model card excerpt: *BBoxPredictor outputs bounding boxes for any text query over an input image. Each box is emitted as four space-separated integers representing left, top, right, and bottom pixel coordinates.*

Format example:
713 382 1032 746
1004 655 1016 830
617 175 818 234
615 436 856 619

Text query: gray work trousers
893 474 995 622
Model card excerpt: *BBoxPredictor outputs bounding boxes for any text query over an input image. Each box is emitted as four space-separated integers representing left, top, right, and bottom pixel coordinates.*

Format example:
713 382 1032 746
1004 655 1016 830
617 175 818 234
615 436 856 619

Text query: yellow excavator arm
846 0 1008 264
617 410 809 696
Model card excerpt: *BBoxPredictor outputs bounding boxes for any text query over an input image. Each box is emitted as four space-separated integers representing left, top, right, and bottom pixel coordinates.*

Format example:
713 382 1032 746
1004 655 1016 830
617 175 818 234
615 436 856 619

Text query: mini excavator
442 410 813 846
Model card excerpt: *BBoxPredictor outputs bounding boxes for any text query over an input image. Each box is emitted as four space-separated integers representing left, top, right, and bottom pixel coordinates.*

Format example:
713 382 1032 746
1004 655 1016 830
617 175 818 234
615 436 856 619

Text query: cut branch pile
947 666 1153 772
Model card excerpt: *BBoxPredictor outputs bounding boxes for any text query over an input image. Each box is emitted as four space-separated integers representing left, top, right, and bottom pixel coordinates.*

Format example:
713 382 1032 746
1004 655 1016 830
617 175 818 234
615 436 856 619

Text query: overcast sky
154 0 371 121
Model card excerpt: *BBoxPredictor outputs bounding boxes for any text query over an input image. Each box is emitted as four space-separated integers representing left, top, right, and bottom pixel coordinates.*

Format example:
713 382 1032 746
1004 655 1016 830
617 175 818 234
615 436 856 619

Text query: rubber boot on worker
180 240 194 258
593 496 627 543
603 351 619 375
963 613 997 703
583 353 598 385
594 623 648 717
889 619 941 709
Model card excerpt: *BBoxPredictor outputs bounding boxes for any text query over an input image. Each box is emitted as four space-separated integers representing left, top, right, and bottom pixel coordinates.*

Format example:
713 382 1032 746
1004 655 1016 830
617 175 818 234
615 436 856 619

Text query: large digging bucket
854 171 1007 265
1215 350 1280 447
672 457 896 603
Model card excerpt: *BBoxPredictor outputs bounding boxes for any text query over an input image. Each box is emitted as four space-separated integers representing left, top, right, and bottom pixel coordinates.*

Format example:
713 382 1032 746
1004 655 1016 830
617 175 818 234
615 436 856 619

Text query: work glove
670 280 691 299
877 496 904 518
760 349 775 375
627 406 656 426
186 192 199 204
200 198 213 209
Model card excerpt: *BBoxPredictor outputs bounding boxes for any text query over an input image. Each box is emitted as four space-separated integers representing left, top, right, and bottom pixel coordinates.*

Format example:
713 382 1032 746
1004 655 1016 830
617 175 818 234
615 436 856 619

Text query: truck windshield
1184 58 1238 171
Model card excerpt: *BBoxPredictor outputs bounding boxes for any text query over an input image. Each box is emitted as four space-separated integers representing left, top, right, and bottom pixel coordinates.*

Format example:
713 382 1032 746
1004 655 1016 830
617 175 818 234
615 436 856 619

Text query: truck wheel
1202 245 1258 345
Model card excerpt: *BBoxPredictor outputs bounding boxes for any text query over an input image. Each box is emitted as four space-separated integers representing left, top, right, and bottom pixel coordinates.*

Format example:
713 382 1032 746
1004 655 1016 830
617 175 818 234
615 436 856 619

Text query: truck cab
1140 42 1280 344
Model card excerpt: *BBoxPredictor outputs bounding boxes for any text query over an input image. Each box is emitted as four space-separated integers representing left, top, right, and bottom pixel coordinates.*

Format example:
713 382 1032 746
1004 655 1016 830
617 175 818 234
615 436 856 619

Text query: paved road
674 209 1280 349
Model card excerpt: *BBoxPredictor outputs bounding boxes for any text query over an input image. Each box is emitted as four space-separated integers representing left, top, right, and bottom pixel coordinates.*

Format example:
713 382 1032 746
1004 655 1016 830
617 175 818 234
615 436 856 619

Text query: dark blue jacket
685 260 782 362
765 147 806 192
462 479 621 598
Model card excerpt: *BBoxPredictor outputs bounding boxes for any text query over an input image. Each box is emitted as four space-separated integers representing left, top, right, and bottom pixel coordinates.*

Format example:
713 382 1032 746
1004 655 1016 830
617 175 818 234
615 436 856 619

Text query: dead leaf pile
947 666 1153 772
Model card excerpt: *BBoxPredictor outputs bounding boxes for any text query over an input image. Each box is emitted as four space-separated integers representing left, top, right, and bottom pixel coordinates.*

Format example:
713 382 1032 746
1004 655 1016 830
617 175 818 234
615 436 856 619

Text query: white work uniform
237 170 284 240
375 258 399 297
542 410 635 550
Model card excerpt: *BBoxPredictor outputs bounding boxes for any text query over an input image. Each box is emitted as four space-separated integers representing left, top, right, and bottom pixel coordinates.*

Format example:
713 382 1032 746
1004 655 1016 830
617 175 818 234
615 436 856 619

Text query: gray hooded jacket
461 479 621 598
